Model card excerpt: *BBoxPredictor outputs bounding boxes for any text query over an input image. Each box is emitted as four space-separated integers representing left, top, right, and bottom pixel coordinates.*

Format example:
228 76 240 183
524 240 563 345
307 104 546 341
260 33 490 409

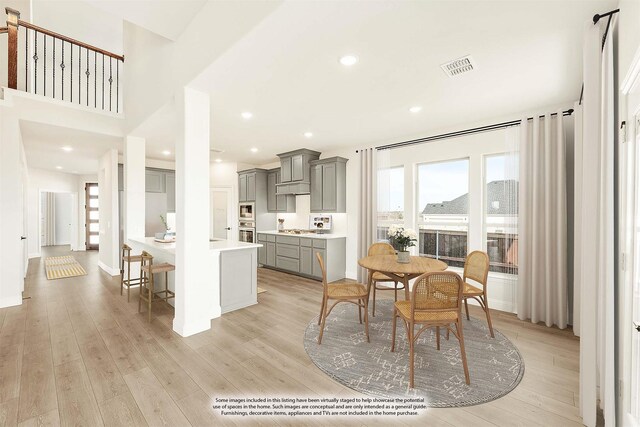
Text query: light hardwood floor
0 246 581 426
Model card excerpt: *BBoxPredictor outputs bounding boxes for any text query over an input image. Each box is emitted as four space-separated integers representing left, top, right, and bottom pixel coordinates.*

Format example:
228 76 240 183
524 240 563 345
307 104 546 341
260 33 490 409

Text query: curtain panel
517 112 568 329
357 148 377 283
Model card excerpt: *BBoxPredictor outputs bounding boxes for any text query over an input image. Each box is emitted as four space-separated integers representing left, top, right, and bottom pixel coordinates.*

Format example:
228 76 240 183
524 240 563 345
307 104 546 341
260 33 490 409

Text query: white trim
97 260 119 276
172 317 212 337
28 252 41 259
621 44 640 95
0 295 23 309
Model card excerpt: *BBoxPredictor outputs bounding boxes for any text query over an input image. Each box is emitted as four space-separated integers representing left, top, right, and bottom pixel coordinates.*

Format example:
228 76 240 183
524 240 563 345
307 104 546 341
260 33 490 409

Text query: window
484 154 518 274
417 159 469 268
377 167 404 241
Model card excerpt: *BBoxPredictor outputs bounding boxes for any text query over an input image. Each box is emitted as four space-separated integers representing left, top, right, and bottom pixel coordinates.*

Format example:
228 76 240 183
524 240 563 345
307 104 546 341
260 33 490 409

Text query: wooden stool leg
127 260 132 302
148 273 153 323
138 271 143 314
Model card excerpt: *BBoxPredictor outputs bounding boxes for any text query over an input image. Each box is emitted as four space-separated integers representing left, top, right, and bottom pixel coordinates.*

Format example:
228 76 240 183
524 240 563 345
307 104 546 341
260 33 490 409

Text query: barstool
138 251 175 322
121 244 144 302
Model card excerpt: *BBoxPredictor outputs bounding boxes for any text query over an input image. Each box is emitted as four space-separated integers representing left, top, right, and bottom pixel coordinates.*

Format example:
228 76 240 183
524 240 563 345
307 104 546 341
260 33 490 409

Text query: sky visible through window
418 159 469 213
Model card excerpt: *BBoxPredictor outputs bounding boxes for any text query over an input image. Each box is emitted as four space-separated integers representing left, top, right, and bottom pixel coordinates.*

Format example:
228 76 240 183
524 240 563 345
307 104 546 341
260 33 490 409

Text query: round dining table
357 255 448 300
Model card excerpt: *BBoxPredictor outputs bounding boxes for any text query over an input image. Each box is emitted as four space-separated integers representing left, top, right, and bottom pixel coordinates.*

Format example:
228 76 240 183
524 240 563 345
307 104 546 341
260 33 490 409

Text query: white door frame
619 42 640 427
210 186 234 241
38 189 79 253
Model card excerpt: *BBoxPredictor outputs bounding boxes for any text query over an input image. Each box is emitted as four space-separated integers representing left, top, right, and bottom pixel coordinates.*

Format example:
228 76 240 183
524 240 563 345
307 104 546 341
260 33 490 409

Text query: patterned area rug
304 300 524 407
44 256 87 280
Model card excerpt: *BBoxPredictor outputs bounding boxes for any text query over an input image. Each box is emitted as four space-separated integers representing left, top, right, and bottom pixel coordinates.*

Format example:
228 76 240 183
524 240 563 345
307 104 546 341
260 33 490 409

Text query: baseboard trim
172 317 212 337
0 295 23 309
28 252 41 259
98 261 120 277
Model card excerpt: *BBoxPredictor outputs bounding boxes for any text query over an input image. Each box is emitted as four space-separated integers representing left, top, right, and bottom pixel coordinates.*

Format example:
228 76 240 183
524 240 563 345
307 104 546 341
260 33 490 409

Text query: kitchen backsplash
276 195 347 235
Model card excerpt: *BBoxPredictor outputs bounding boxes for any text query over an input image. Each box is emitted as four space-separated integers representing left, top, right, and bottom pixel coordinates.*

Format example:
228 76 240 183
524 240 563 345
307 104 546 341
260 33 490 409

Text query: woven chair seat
327 283 368 299
141 263 175 274
394 301 459 322
123 254 143 262
463 282 483 296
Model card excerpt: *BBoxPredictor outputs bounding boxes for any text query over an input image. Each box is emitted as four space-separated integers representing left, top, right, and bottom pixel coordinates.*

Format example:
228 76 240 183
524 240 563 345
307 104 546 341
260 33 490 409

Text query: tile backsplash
276 195 347 235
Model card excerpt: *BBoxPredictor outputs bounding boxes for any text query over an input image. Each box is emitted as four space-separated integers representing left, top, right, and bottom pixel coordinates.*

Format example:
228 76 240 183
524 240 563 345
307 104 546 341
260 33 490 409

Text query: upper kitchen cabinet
166 173 176 213
309 157 348 213
276 149 320 195
238 169 268 203
146 169 166 193
267 168 295 213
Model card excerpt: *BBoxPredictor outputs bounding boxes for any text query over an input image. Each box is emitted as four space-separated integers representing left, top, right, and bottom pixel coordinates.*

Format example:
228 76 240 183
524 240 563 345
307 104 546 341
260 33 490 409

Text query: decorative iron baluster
24 27 27 92
70 42 73 103
108 57 112 112
61 41 65 101
116 60 119 113
86 48 89 106
94 51 97 108
43 34 46 96
33 30 37 94
102 54 104 110
52 37 55 98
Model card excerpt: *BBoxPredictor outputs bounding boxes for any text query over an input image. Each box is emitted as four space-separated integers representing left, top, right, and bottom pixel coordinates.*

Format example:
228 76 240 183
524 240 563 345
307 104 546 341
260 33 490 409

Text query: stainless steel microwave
239 203 255 221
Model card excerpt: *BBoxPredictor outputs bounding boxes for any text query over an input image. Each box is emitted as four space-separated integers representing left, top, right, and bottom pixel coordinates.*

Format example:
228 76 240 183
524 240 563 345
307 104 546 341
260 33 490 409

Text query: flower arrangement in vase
387 225 417 263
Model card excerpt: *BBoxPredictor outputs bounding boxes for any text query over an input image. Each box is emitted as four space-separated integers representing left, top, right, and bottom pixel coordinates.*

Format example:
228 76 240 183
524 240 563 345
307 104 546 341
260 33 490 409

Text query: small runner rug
45 256 87 280
304 299 524 407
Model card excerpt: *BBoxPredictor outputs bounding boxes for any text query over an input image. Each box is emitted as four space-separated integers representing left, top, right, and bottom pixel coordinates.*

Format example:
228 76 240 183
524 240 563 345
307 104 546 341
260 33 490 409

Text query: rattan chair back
463 250 489 287
368 242 395 256
412 271 463 316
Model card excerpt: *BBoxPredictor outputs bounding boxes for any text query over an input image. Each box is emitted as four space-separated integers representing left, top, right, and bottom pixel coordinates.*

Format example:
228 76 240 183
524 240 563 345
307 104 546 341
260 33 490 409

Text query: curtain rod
578 8 619 105
356 109 574 152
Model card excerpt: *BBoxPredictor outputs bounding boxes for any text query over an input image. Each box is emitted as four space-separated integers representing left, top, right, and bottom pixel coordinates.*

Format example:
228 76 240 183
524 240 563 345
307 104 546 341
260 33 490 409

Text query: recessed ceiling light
241 112 253 120
61 146 73 152
409 106 422 113
304 132 313 138
55 166 63 170
215 158 222 163
339 55 358 66
250 148 258 153
162 150 171 156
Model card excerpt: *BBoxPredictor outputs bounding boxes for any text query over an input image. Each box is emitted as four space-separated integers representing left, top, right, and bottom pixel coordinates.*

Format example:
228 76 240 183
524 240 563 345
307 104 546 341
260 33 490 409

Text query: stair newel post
5 7 20 90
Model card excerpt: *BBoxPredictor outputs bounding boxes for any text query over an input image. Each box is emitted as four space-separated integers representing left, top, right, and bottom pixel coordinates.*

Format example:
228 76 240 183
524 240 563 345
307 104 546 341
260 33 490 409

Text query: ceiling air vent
440 55 476 77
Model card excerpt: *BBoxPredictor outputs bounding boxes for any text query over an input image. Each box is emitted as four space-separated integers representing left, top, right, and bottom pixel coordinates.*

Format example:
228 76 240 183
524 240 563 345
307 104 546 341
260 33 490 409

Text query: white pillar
97 149 120 276
124 136 146 240
173 87 216 337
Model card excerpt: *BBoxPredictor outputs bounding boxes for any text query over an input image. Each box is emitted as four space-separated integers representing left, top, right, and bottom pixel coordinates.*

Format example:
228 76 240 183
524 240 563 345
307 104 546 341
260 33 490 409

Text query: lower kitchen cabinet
257 233 346 282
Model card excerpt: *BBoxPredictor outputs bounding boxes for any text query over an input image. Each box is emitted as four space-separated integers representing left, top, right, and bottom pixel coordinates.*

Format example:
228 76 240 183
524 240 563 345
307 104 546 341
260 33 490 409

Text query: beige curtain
517 111 568 329
357 148 377 283
42 192 56 246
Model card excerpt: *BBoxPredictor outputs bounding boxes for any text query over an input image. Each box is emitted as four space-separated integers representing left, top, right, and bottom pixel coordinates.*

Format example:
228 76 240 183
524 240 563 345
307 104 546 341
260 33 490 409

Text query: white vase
397 251 410 263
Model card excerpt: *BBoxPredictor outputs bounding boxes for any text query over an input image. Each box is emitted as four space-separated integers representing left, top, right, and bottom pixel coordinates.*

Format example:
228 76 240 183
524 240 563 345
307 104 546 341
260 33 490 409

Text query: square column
173 87 217 337
124 136 146 240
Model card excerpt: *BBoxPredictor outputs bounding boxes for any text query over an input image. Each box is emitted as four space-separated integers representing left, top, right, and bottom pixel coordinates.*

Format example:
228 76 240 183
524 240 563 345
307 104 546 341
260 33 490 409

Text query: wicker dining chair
391 271 470 388
462 251 494 338
317 252 370 344
368 242 406 316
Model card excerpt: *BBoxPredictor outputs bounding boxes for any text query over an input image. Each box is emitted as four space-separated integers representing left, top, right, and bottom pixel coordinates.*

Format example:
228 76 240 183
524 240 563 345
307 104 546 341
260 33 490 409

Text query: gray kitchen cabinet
276 149 321 194
257 233 346 281
247 173 256 201
267 168 295 213
239 173 248 202
166 173 176 213
292 154 304 181
146 170 166 193
300 246 313 276
281 156 292 183
309 157 348 213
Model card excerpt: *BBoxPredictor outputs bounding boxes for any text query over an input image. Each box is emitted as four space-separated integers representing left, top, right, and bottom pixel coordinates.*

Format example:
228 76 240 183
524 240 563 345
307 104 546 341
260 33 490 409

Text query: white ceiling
135 0 617 165
21 121 122 175
84 0 207 41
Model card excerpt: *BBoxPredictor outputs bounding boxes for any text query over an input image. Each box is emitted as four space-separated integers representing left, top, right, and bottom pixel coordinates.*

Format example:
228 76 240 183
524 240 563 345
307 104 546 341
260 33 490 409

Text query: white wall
54 192 72 245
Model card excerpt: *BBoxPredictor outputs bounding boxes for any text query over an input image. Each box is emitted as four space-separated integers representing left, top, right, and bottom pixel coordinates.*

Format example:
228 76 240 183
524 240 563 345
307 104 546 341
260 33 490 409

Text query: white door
628 113 640 425
210 188 232 240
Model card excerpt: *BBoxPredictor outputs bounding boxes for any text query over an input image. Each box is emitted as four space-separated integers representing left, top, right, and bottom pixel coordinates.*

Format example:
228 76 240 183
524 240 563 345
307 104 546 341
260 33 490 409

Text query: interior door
210 188 232 240
629 113 640 424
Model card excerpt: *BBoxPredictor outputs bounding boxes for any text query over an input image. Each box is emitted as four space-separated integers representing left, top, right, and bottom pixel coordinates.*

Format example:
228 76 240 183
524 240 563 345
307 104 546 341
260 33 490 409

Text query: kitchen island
128 237 262 314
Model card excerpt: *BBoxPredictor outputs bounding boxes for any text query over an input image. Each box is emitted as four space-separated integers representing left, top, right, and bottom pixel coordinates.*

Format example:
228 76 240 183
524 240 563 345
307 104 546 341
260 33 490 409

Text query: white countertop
128 237 261 255
258 230 346 240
